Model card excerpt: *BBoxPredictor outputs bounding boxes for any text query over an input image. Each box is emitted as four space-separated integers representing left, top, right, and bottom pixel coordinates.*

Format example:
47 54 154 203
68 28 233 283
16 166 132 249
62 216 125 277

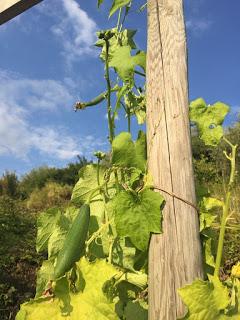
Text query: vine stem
127 109 131 133
117 8 122 31
214 139 237 278
86 220 112 250
105 38 114 144
97 159 100 186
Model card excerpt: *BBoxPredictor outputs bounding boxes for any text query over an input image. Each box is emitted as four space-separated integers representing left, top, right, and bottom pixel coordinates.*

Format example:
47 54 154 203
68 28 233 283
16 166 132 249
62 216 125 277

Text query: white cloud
0 102 79 160
0 70 74 112
186 19 212 34
0 70 105 161
51 0 98 66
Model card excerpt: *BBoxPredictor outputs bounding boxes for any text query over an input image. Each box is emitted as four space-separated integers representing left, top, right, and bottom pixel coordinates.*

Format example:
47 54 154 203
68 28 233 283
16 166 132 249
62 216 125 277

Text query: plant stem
97 159 100 186
105 39 114 144
117 8 122 31
214 141 237 278
86 220 112 249
134 70 146 77
127 110 131 133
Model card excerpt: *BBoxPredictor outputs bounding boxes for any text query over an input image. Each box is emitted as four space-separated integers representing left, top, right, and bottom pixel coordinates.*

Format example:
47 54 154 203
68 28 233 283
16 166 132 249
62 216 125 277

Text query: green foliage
109 0 131 17
181 98 240 319
178 276 231 319
17 259 119 320
111 189 164 251
190 98 229 146
0 171 19 198
0 196 39 320
27 182 72 212
109 46 146 84
71 164 104 205
36 207 65 254
0 196 33 247
19 157 88 197
15 1 240 319
112 131 147 171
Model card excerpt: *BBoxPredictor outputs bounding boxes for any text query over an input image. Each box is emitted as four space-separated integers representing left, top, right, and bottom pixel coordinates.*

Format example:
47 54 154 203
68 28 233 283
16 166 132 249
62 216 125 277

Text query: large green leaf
36 208 62 253
109 0 131 17
71 165 103 205
179 277 230 319
48 224 68 259
199 197 223 271
199 197 223 232
96 28 136 62
16 258 119 320
111 189 164 251
190 98 229 146
112 131 147 171
109 45 146 83
124 301 148 320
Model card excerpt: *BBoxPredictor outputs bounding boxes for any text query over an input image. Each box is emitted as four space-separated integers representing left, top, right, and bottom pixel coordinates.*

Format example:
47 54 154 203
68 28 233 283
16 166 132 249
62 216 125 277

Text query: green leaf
135 108 146 125
96 28 136 61
64 206 80 223
16 258 119 320
98 0 104 8
199 197 223 270
35 260 54 298
36 208 62 253
179 277 230 319
109 45 146 83
135 131 147 171
111 189 164 251
71 164 103 205
88 215 108 259
112 131 147 171
112 237 136 271
113 85 130 119
109 0 131 17
48 223 68 259
124 301 148 320
190 98 229 146
202 197 224 211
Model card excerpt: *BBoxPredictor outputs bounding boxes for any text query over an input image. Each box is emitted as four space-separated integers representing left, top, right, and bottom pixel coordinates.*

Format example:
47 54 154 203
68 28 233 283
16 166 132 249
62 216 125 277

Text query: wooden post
146 0 203 319
0 0 43 25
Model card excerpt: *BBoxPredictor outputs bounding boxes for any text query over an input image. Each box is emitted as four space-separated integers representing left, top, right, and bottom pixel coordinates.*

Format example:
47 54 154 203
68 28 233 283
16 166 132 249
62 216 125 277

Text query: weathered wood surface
0 0 43 25
146 0 203 319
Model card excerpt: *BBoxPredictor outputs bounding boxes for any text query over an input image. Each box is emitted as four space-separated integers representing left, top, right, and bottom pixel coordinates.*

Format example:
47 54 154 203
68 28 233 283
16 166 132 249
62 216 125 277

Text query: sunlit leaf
179 276 230 319
109 0 131 17
16 258 119 320
36 208 62 253
109 45 146 83
111 189 164 250
190 98 229 146
112 131 147 171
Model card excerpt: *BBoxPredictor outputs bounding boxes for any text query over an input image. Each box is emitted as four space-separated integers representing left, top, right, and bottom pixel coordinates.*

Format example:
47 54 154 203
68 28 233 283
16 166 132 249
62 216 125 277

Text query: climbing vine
16 2 239 320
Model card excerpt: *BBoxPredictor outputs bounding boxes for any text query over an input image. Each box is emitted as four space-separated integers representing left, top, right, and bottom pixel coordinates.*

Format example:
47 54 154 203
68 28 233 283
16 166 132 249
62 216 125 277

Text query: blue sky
0 0 239 177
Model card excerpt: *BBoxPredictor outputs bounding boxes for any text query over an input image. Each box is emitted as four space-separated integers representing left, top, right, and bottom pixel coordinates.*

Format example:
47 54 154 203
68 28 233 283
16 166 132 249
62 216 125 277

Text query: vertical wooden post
146 0 203 319
0 0 43 25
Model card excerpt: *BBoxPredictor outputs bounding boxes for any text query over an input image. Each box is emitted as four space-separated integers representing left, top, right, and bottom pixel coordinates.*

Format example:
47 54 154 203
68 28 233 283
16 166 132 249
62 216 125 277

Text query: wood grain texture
0 0 43 25
146 0 203 319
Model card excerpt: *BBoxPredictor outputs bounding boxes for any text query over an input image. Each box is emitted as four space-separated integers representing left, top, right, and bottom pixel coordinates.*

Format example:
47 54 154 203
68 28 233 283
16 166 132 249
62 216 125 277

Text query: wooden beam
147 0 203 319
0 0 43 25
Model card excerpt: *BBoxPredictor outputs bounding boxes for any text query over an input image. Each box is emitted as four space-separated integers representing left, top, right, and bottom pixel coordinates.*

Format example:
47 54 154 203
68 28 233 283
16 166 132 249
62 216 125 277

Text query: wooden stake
146 0 203 319
0 0 43 25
